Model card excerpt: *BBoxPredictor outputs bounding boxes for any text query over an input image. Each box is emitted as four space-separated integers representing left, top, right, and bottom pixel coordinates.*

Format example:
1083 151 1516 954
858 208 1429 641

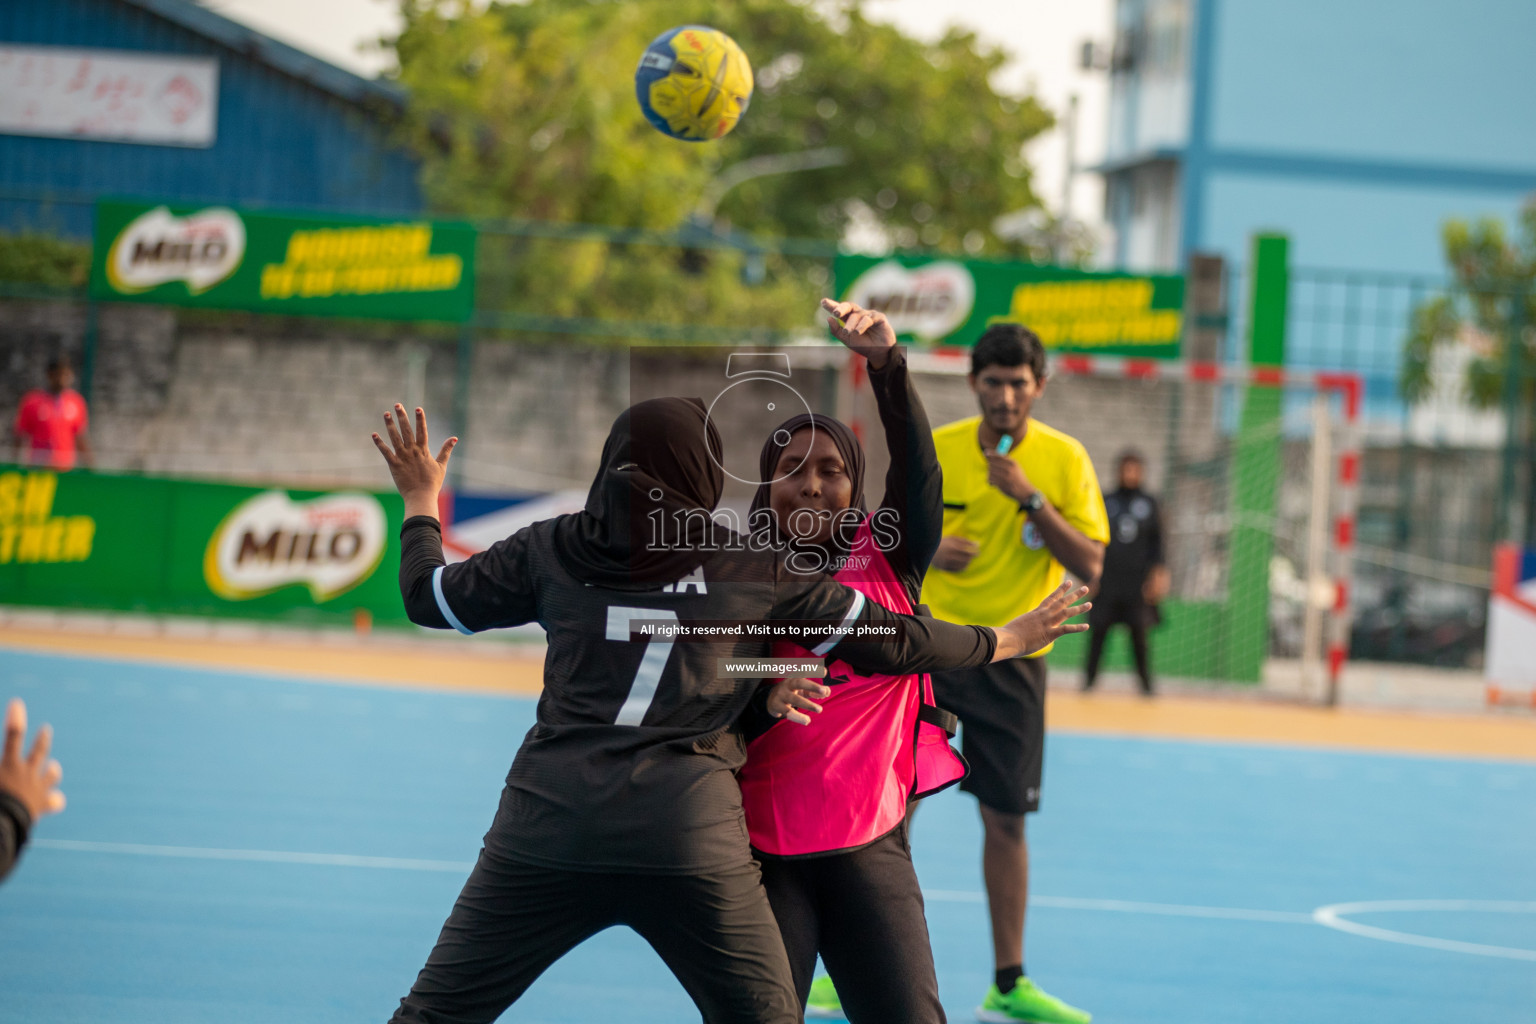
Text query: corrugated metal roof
0 0 425 234
118 0 406 111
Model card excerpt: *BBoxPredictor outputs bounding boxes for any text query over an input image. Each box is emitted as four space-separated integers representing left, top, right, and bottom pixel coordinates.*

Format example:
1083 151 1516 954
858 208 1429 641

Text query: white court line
33 838 474 873
35 841 1311 924
33 840 1536 961
924 889 1313 923
1313 900 1536 962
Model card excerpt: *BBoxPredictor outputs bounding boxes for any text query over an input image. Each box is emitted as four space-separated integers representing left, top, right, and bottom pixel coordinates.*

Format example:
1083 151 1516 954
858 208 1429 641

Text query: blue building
1097 0 1536 402
0 0 422 238
1095 0 1534 656
1101 0 1536 278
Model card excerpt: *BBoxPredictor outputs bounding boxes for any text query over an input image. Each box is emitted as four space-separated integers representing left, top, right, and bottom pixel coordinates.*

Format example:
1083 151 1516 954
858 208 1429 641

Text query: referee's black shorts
930 655 1047 816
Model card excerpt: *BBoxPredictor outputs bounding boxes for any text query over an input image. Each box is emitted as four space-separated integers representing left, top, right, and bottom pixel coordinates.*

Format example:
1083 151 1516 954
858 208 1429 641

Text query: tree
387 0 1056 335
1402 203 1536 406
1401 199 1536 542
0 233 90 290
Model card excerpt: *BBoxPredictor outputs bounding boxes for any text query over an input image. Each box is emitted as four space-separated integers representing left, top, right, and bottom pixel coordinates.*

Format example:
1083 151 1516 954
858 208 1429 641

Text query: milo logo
842 260 976 341
204 491 386 602
106 205 246 294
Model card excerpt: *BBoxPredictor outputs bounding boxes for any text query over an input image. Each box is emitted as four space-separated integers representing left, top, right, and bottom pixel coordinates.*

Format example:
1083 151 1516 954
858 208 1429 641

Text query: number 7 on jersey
606 606 680 725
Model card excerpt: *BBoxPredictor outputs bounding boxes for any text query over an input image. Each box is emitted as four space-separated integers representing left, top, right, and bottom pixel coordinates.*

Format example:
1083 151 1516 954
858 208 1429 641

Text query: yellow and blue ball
635 25 753 142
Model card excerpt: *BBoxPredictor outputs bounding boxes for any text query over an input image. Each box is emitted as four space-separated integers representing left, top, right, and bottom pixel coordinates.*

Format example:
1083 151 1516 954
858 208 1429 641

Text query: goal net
874 351 1363 700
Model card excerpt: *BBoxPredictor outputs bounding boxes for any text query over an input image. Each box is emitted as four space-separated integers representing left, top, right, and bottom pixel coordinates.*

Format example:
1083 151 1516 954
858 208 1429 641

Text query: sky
200 0 1114 233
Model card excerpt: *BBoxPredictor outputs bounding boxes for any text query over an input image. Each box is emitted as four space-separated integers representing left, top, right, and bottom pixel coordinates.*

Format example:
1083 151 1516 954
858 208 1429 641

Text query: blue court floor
0 648 1532 1023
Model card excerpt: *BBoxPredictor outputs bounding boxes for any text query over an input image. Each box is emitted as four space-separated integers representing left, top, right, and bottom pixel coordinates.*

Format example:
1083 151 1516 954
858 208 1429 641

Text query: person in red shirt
11 357 93 470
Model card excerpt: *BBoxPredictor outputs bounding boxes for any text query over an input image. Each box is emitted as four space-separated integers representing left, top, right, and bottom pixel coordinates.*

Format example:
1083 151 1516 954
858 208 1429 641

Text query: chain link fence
2 196 1532 669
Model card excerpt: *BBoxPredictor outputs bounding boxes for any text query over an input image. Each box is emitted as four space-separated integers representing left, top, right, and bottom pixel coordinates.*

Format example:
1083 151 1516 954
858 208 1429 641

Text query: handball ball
635 25 753 142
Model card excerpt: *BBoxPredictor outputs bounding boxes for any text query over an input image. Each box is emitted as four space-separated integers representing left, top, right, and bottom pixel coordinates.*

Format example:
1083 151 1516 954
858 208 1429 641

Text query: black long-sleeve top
1099 486 1165 600
395 515 995 872
864 347 944 606
0 790 31 884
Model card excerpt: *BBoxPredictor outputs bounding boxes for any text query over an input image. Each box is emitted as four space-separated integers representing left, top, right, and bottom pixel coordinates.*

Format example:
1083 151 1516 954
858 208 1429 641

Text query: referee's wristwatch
1019 491 1046 515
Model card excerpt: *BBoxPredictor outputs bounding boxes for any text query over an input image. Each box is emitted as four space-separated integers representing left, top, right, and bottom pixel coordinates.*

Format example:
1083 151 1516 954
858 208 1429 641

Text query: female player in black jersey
370 391 1089 1024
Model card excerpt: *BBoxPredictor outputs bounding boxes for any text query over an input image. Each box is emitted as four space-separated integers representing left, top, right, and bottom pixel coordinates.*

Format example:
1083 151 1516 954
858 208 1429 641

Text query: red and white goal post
865 350 1364 701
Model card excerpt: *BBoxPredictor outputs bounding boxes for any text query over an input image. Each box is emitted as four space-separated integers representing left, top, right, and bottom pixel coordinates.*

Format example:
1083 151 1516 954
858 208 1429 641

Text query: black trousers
390 848 799 1024
1084 595 1153 693
759 823 945 1024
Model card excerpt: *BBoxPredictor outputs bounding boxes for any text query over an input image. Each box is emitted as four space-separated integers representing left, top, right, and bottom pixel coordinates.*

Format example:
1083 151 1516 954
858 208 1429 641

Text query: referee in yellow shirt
917 324 1108 1024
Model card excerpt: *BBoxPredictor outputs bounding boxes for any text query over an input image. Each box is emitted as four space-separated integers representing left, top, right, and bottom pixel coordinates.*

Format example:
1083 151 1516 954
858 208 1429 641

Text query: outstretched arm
836 580 1091 671
822 297 942 596
988 582 1094 659
373 405 536 633
394 516 537 633
371 403 458 522
770 577 1090 677
0 698 65 884
374 402 458 626
743 582 1088 734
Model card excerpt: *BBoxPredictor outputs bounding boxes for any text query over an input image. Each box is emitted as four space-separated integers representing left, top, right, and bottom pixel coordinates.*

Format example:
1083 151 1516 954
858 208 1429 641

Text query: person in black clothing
1083 450 1168 694
369 394 1090 1024
0 698 66 884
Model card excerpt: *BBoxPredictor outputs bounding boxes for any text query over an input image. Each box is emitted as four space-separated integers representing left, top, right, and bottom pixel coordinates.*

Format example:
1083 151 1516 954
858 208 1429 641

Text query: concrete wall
2 295 1197 512
1 298 1502 664
0 300 615 492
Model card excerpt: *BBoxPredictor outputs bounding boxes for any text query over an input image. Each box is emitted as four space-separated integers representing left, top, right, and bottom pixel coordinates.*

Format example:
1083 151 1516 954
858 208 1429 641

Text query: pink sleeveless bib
738 519 968 857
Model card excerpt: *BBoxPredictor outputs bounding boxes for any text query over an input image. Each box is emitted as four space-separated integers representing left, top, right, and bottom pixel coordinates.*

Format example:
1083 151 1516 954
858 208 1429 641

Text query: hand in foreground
993 582 1092 660
822 298 896 369
766 678 831 726
372 404 457 520
1 699 65 822
932 535 980 573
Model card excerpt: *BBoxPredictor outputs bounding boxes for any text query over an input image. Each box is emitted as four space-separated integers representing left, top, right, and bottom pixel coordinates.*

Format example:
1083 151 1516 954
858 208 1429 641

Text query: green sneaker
976 977 1091 1023
805 974 844 1019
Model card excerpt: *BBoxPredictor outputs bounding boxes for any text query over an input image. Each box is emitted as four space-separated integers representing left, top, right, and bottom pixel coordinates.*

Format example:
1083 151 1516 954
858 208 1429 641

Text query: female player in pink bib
736 299 1088 1024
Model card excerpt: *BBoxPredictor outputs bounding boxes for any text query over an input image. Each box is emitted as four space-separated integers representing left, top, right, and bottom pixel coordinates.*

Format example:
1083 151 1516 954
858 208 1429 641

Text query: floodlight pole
692 147 849 225
1056 93 1079 264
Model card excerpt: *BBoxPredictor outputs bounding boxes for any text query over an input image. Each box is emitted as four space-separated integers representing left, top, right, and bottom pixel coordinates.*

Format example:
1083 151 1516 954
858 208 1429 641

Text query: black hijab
552 397 725 590
748 412 868 560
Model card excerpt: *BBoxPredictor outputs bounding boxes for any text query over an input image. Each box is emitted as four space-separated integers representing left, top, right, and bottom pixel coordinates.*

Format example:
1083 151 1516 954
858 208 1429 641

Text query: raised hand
1 698 65 823
371 404 458 521
821 297 896 369
993 582 1092 660
766 677 831 726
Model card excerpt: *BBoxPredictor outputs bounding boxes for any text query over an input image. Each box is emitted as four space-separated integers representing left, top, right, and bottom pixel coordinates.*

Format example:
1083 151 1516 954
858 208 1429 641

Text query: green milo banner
89 199 476 322
834 255 1185 358
0 466 411 627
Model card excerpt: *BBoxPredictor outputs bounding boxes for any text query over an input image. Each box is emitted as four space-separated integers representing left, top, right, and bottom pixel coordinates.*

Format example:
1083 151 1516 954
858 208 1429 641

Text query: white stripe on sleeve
811 589 866 656
432 566 475 635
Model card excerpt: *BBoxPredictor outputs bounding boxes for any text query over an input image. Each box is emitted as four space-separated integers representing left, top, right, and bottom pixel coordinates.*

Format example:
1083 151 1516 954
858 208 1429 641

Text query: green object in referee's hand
996 434 1014 455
